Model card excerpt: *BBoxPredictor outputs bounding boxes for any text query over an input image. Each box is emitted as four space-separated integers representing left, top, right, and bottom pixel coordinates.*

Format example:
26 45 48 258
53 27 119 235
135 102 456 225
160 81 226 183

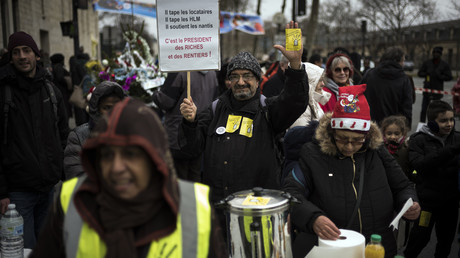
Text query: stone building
0 0 99 65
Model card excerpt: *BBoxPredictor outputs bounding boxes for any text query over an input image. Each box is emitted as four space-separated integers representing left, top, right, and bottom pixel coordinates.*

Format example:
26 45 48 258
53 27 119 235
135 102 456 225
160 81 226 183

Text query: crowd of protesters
0 19 458 258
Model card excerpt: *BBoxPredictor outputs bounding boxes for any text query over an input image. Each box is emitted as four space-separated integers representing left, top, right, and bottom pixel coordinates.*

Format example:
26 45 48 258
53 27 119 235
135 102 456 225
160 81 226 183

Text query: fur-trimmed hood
315 112 383 156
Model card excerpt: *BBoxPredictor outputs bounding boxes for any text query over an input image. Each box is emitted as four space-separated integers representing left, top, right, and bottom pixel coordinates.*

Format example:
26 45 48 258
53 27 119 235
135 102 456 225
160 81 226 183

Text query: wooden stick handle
187 71 191 99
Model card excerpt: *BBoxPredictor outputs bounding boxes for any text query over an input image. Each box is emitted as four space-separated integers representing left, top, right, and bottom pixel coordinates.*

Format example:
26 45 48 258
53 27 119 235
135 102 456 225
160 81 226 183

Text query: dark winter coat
281 121 319 186
0 64 69 198
152 71 218 153
418 58 452 97
51 62 72 116
283 113 418 257
386 140 414 182
179 66 309 202
408 125 460 208
361 60 413 125
63 124 90 179
261 66 286 97
63 81 127 179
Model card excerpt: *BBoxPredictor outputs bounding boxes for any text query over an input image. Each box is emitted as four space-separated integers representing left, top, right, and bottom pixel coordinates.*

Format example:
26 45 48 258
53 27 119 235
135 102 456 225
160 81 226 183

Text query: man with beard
178 21 309 205
0 31 69 248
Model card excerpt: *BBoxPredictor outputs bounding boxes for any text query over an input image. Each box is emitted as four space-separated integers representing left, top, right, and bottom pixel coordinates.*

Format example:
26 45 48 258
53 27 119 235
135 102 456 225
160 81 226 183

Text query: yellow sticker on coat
226 115 242 133
239 117 253 138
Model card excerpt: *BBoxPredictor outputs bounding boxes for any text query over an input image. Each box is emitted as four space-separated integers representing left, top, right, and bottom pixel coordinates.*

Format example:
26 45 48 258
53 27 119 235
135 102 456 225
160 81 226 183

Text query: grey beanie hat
226 51 262 81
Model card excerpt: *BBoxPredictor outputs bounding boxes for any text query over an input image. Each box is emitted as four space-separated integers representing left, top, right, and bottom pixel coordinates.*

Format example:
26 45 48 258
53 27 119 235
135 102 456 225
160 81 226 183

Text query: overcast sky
258 0 454 22
120 0 455 40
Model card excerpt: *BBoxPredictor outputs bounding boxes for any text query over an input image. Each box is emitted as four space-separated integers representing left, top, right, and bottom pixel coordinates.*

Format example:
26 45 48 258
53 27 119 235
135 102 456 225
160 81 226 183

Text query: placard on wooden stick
156 0 220 72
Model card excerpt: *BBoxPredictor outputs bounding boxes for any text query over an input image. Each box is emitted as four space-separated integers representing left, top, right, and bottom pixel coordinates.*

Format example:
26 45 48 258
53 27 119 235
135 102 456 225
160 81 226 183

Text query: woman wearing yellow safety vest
31 98 227 258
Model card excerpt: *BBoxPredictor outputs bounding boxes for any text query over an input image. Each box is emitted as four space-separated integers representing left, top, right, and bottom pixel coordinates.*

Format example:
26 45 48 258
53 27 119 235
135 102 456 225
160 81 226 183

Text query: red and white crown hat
331 84 371 132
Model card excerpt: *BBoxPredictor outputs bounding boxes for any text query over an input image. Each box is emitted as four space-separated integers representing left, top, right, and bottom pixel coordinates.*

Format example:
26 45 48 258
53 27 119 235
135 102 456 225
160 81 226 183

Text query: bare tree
318 0 359 52
252 0 262 53
303 0 320 56
447 0 460 18
358 0 436 43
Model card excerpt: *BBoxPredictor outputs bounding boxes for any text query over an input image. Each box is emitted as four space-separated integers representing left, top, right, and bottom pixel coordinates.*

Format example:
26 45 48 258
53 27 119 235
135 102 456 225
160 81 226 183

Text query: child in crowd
404 100 460 258
381 115 414 250
380 115 414 181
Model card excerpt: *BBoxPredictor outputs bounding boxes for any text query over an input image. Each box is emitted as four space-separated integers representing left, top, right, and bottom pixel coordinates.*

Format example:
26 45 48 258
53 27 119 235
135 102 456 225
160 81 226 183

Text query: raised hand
273 21 303 70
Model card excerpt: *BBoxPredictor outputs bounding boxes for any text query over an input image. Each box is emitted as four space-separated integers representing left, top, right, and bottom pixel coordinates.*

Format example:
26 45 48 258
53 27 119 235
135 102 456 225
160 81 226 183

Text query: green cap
370 234 381 242
394 256 405 258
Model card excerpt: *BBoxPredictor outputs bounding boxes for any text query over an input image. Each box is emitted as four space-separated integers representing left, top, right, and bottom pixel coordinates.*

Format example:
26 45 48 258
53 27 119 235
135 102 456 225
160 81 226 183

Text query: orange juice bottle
365 234 385 258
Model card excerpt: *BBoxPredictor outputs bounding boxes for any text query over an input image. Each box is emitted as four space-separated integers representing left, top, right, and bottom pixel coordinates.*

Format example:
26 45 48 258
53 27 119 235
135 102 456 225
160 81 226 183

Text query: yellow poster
226 115 242 133
239 117 253 138
285 28 302 51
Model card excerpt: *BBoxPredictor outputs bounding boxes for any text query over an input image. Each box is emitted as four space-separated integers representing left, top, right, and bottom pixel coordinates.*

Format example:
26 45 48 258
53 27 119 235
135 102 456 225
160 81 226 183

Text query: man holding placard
178 21 308 205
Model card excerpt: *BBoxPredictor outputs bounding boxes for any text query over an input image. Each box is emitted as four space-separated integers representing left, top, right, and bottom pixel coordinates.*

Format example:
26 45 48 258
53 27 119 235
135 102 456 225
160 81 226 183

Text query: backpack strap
3 85 14 145
44 80 60 140
3 81 59 146
45 79 58 120
211 98 219 115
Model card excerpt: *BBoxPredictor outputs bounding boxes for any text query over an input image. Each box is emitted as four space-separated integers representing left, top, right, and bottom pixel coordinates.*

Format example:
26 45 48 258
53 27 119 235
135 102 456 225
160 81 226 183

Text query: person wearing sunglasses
320 53 355 113
283 84 420 258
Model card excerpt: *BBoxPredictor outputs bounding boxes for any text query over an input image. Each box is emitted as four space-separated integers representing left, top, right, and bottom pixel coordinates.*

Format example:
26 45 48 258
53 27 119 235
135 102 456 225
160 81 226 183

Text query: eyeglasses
334 136 366 146
333 67 350 73
228 73 255 82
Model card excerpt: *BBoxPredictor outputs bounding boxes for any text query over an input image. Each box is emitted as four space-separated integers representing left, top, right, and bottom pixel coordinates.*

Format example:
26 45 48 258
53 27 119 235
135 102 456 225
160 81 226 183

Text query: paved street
410 74 460 134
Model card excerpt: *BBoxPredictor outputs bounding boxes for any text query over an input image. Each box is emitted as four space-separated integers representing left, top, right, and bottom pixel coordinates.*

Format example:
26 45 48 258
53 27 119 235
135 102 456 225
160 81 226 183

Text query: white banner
156 0 220 72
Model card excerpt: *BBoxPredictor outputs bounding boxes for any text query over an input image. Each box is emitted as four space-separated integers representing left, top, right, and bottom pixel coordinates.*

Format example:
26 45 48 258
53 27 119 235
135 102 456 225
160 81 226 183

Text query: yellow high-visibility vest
60 176 211 258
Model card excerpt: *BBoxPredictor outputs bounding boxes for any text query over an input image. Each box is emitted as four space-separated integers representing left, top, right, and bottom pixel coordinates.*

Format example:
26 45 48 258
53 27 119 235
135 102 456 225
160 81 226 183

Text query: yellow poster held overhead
285 28 302 51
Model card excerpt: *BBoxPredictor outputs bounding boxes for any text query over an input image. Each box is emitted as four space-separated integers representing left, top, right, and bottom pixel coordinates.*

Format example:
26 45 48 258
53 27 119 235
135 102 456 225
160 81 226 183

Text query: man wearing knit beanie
0 31 69 249
7 31 41 78
178 21 309 239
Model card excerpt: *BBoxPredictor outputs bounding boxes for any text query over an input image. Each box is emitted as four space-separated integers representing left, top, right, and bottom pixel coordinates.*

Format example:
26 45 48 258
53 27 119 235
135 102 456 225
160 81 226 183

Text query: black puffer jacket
283 113 417 257
408 125 460 207
180 66 309 203
361 60 413 125
0 64 69 198
63 81 127 179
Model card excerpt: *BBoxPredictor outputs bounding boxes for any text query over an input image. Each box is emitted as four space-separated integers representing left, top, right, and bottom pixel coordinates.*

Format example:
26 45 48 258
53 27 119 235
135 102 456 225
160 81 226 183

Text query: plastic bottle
365 234 385 258
0 204 24 258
